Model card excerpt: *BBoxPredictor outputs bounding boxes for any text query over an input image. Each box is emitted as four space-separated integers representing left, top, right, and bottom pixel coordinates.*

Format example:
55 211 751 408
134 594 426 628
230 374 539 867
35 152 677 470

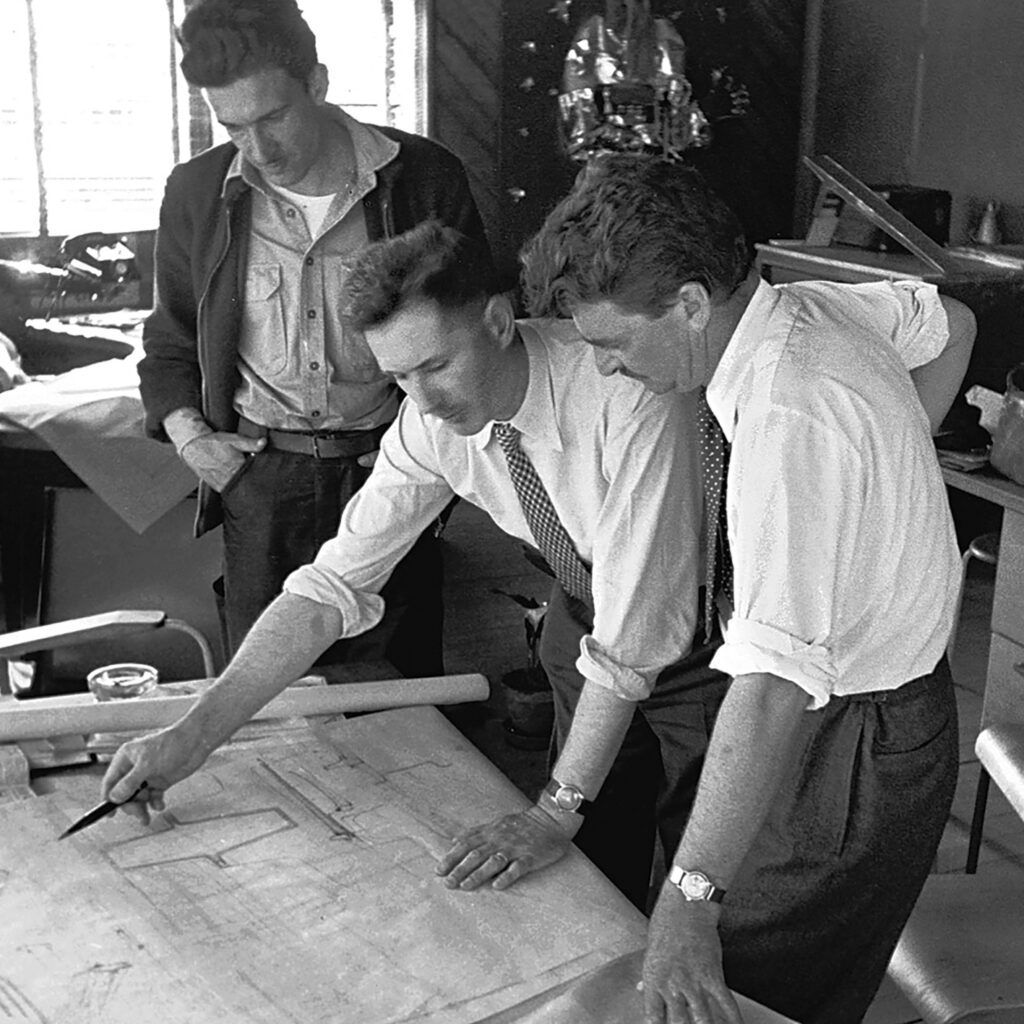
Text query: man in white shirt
521 156 977 1024
102 220 719 910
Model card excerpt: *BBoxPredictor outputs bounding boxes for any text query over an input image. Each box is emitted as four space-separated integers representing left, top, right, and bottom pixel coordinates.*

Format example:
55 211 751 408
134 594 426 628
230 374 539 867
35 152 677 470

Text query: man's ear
673 282 713 332
483 294 515 346
306 64 330 104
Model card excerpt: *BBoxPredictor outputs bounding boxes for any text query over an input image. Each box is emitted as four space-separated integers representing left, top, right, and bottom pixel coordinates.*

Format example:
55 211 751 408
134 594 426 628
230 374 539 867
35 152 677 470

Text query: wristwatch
667 866 726 903
542 779 592 816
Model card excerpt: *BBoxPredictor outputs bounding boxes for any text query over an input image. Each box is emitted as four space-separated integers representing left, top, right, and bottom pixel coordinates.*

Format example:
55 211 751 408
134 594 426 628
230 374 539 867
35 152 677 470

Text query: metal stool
952 533 1001 874
888 863 1024 1023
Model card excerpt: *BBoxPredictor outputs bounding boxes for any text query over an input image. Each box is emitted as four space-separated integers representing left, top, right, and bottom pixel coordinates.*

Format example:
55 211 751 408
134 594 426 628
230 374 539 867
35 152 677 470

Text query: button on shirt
230 107 401 432
707 278 961 708
284 319 703 702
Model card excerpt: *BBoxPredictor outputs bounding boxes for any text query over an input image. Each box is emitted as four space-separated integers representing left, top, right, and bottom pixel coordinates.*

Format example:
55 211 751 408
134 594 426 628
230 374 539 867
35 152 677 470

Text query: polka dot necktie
698 391 733 642
492 422 594 605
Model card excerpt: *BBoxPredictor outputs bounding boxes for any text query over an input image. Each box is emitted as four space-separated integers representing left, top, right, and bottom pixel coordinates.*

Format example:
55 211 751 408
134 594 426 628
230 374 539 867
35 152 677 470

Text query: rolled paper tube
0 674 489 742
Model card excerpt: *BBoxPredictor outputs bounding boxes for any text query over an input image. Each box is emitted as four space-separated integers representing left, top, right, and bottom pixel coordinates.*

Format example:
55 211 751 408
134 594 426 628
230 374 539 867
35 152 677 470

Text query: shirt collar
221 105 400 198
470 321 565 453
706 278 780 443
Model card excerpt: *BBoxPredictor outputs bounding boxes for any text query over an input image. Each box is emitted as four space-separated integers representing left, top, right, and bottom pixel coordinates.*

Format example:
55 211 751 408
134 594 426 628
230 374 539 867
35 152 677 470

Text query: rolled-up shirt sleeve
710 404 862 708
576 392 703 702
283 400 454 638
881 280 948 370
808 280 948 371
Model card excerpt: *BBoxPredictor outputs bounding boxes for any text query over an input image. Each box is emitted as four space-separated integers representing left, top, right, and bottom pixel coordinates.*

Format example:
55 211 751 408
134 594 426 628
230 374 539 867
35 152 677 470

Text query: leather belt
237 416 387 460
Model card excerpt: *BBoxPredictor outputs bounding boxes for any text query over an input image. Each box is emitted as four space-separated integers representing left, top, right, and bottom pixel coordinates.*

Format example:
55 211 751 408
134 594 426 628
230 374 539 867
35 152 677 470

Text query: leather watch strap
542 779 593 816
667 865 726 903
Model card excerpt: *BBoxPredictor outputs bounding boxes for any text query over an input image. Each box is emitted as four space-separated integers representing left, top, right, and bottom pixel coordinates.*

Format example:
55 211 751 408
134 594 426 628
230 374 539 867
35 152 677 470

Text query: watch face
679 871 712 900
554 785 583 811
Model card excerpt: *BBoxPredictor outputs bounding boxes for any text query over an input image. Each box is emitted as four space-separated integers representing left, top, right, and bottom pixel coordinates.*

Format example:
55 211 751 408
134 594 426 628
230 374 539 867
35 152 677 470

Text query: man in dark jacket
139 0 491 674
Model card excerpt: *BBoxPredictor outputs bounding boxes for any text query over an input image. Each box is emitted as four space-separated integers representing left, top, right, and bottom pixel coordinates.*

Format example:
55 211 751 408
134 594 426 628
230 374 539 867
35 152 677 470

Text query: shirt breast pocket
243 263 288 377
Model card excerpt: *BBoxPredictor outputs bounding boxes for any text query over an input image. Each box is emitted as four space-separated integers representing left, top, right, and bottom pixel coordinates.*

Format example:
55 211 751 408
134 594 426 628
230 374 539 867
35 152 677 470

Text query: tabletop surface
2 706 648 1024
0 703 795 1024
942 463 1024 515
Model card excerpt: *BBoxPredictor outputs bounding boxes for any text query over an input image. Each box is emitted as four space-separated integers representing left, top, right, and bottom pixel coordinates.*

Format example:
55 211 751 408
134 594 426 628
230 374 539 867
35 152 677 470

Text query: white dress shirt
285 319 703 701
708 279 960 708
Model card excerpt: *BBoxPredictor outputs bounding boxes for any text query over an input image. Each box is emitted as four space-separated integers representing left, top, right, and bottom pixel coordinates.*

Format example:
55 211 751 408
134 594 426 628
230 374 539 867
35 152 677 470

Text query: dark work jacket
138 126 491 536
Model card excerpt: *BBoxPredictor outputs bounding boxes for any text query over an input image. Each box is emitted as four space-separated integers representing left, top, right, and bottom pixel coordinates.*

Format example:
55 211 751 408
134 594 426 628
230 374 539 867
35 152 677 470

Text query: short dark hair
521 155 752 318
343 221 498 331
178 0 318 88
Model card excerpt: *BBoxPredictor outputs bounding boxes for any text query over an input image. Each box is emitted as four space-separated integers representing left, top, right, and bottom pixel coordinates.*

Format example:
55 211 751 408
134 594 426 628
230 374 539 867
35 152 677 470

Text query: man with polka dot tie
522 155 976 1024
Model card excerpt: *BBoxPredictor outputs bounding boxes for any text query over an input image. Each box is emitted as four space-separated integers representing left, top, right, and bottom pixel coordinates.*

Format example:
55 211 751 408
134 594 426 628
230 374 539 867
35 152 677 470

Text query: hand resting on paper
100 724 209 825
641 883 743 1024
178 430 265 492
436 803 581 891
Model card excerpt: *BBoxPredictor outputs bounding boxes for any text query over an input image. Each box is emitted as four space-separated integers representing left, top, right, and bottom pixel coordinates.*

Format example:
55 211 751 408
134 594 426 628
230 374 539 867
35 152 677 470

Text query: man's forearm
175 592 343 757
548 681 636 799
911 296 976 434
163 406 212 453
668 672 809 884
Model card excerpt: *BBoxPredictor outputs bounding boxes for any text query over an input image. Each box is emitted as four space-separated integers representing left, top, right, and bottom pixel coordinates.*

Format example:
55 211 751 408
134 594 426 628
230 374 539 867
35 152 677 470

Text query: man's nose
247 127 277 165
402 376 431 411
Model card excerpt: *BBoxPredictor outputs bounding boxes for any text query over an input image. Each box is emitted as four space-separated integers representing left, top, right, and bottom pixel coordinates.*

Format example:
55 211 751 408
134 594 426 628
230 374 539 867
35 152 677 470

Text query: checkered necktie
493 422 593 605
698 391 733 641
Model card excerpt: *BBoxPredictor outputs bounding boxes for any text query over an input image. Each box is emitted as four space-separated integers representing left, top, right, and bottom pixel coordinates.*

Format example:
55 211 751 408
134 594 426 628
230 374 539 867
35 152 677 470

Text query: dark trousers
540 580 959 1023
720 658 959 1024
219 446 444 679
539 584 730 909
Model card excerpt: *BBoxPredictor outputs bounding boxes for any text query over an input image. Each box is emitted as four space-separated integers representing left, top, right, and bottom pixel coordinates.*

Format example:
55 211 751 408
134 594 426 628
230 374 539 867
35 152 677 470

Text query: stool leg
947 549 973 667
965 768 991 874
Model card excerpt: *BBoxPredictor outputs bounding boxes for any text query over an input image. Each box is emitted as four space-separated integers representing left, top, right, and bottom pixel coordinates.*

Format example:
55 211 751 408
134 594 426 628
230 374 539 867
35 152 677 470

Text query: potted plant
493 589 553 750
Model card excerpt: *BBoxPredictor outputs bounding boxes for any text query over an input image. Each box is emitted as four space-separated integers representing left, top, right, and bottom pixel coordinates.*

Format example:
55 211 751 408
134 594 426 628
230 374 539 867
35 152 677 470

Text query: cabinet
943 468 1024 734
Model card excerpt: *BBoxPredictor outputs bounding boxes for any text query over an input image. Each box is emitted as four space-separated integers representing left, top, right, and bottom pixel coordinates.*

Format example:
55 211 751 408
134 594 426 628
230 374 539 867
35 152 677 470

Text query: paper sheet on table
0 354 197 533
0 708 652 1024
475 949 798 1024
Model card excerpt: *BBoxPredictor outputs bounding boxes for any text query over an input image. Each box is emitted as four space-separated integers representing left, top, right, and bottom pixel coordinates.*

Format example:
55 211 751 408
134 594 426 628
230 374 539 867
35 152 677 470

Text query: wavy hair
178 0 318 87
521 155 751 318
343 221 498 331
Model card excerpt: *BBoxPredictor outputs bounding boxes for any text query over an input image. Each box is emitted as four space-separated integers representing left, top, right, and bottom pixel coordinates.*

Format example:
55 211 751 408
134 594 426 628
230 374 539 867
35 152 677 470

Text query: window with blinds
1 0 428 240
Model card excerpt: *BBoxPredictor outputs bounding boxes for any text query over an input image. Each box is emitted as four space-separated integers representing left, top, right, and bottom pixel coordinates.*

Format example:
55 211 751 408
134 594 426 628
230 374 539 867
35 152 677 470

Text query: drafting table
0 703 794 1023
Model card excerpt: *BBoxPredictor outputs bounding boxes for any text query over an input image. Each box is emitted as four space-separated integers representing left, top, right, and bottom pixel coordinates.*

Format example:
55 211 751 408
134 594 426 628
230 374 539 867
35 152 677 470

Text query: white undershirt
271 183 337 238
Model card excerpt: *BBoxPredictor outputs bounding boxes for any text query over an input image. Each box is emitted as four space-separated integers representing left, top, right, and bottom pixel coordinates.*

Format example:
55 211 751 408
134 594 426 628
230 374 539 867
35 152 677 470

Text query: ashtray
87 663 159 702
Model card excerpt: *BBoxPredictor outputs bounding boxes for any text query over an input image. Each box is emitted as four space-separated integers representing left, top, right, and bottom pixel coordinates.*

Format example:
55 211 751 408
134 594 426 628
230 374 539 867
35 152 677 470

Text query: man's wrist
541 778 593 815
666 865 727 904
533 797 584 838
164 407 212 455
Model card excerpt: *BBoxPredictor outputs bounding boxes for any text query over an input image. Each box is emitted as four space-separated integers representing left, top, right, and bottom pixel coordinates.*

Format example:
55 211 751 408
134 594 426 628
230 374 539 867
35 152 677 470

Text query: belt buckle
311 434 325 459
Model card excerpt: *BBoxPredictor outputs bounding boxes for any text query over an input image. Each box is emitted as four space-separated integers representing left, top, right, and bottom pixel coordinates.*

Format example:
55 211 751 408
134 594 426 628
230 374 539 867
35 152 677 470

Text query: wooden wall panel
431 0 505 273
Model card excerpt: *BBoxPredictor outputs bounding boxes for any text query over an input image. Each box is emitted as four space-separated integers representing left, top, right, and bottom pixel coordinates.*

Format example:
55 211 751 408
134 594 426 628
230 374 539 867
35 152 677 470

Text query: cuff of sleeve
576 634 659 702
163 408 211 453
282 565 386 639
710 617 834 709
